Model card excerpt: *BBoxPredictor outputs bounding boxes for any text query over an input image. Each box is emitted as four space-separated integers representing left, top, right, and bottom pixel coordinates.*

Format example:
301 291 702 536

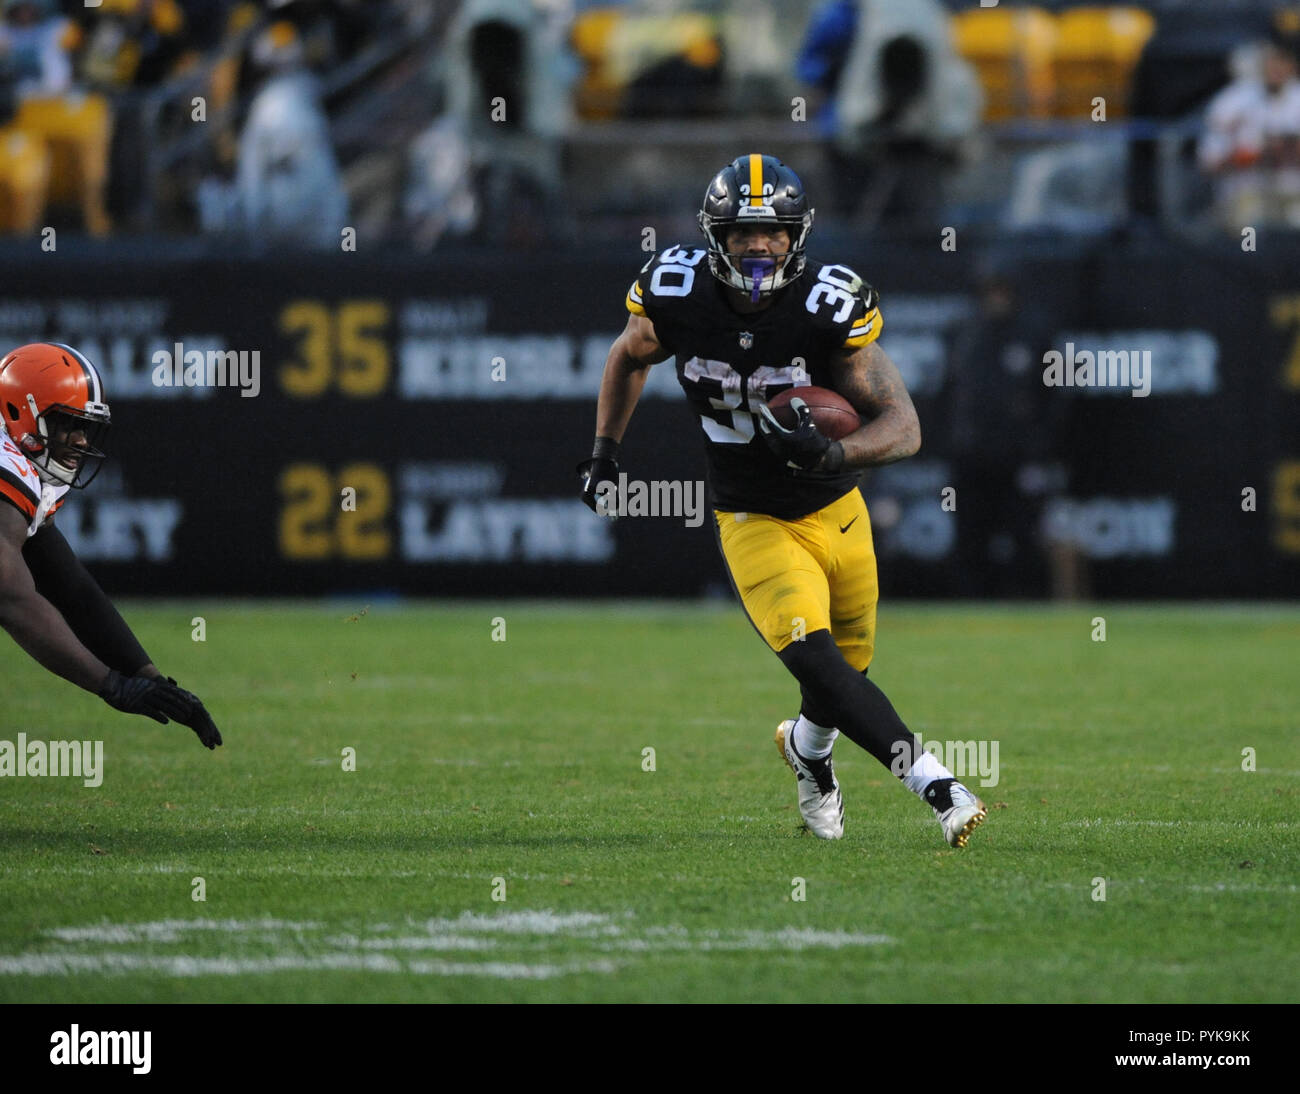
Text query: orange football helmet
0 342 111 488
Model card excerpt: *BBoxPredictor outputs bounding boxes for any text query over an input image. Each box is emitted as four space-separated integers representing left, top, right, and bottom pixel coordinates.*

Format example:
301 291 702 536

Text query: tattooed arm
830 341 922 468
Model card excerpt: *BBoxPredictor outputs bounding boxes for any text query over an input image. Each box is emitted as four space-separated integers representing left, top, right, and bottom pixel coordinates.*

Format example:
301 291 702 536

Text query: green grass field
0 601 1296 1003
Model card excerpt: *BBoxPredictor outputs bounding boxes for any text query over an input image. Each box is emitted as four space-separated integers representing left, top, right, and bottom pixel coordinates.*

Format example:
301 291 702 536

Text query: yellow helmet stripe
748 153 764 207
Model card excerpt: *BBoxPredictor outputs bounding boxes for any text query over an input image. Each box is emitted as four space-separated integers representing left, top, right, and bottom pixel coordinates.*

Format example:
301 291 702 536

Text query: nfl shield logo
739 331 754 350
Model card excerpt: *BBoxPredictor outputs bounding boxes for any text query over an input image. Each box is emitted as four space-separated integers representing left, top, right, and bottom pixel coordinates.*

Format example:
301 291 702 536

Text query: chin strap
17 434 58 486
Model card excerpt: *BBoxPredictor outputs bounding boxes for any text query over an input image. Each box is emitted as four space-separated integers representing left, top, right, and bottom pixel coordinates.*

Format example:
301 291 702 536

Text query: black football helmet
697 154 814 301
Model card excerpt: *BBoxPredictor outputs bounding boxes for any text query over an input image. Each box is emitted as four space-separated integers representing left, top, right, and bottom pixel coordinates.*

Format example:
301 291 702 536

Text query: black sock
778 630 922 775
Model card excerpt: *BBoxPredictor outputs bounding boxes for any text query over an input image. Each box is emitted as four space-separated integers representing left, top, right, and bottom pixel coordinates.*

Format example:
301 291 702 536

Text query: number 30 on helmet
697 153 814 300
0 342 111 488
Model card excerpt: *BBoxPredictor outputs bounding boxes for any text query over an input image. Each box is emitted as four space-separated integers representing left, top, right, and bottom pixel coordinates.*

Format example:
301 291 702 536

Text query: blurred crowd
0 0 422 240
1198 27 1300 229
3 0 1300 247
410 0 1300 248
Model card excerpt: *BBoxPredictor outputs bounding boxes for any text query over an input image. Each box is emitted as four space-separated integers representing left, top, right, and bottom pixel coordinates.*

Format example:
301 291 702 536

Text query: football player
579 154 984 846
0 343 222 748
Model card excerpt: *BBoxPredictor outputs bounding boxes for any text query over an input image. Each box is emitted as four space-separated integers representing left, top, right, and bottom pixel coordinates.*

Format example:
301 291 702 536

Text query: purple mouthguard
740 257 775 302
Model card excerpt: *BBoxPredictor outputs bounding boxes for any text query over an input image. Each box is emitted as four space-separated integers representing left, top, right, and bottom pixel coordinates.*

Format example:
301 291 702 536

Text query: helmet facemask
21 399 111 488
698 208 814 302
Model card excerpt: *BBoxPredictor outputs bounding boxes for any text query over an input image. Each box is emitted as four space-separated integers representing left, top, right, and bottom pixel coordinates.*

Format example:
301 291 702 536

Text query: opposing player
579 154 984 846
0 343 222 748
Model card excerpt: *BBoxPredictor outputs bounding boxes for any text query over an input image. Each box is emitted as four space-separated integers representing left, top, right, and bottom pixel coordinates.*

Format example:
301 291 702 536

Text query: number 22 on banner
278 463 392 560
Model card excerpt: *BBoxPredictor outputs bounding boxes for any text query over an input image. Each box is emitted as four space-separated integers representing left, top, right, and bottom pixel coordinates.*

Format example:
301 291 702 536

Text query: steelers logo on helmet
0 342 111 489
697 153 814 301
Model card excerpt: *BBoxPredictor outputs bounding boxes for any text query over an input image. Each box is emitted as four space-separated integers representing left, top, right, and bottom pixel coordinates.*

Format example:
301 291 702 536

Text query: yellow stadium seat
15 94 113 236
0 127 51 235
951 7 1059 121
571 9 627 120
1053 7 1156 118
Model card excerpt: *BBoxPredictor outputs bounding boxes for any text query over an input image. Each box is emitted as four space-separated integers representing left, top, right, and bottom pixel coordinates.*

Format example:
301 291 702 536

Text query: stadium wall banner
1 239 1293 598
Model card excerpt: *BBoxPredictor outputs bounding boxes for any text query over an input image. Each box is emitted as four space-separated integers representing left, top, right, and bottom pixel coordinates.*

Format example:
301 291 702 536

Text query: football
766 385 860 441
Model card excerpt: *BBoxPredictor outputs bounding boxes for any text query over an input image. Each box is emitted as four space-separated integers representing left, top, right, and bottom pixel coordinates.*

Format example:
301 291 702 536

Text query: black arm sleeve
21 522 152 676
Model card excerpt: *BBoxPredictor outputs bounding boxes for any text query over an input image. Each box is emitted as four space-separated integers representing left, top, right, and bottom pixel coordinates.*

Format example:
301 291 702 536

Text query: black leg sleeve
778 629 922 776
798 682 838 729
22 523 152 676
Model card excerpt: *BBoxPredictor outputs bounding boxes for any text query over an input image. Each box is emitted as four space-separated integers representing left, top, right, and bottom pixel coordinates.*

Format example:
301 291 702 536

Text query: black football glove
98 669 188 724
758 398 844 472
97 670 223 749
577 436 621 518
164 676 223 750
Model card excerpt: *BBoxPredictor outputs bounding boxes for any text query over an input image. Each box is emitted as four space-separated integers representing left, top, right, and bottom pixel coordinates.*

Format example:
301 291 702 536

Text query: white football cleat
775 719 844 840
932 781 987 849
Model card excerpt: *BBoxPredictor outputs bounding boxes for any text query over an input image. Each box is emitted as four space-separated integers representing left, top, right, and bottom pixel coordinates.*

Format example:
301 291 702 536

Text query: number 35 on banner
279 300 391 397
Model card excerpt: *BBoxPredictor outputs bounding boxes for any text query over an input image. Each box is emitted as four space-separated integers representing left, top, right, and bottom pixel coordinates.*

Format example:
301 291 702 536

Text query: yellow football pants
714 489 878 671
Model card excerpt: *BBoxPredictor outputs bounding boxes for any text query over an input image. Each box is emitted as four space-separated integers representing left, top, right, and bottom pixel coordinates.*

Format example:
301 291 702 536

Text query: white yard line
47 919 322 943
0 910 896 978
0 953 618 979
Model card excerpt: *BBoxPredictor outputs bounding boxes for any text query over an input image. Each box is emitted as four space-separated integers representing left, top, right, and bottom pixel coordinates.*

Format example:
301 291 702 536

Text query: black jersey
626 244 883 519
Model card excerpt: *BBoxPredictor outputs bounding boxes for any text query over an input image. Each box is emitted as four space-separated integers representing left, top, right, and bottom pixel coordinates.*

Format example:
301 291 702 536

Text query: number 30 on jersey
804 264 862 324
649 245 708 297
